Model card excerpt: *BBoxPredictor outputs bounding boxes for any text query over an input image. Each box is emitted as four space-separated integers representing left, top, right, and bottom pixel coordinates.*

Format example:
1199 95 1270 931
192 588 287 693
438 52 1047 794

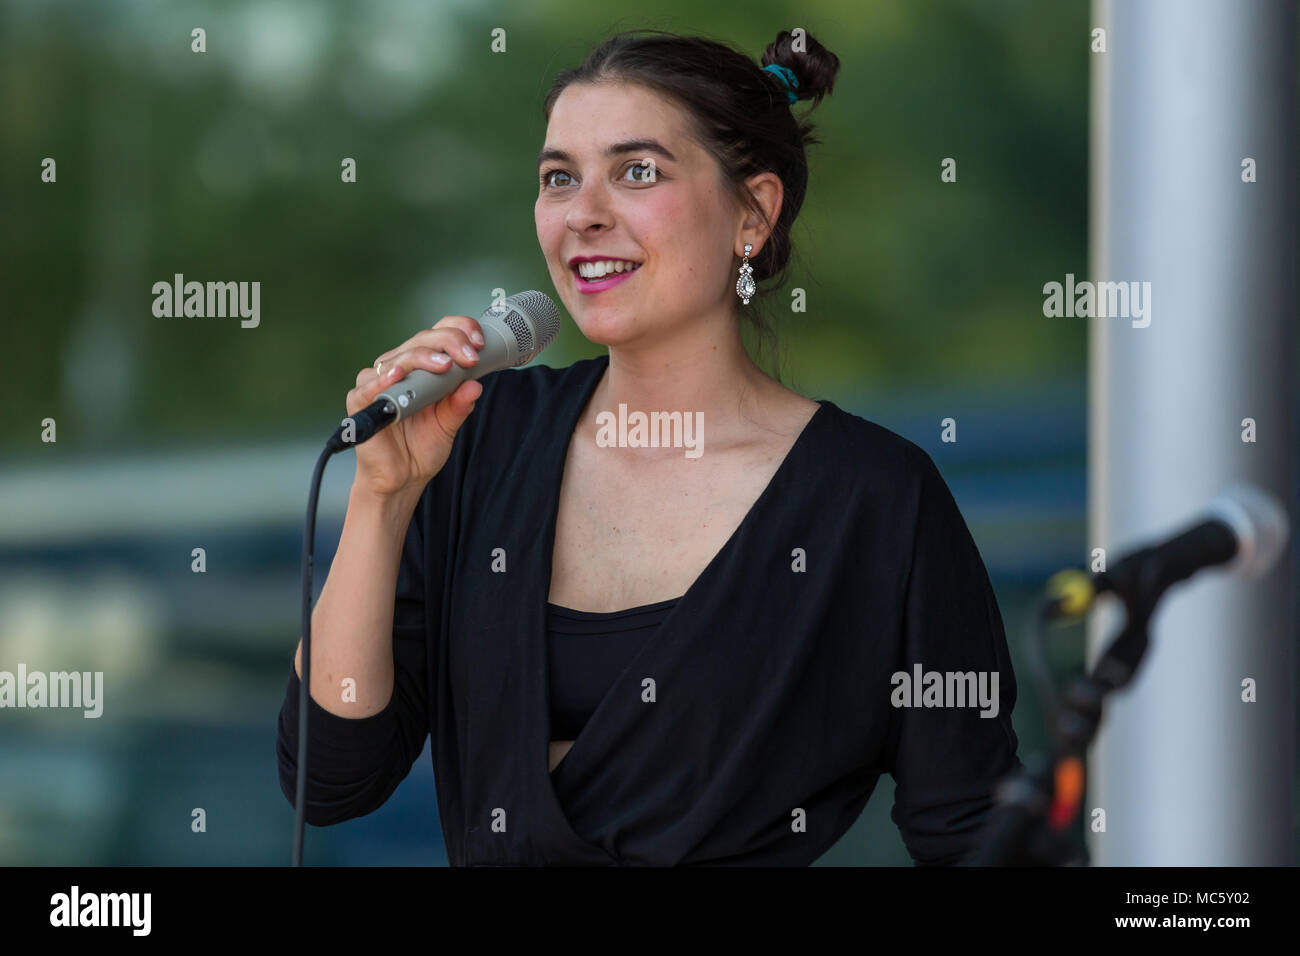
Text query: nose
565 181 614 235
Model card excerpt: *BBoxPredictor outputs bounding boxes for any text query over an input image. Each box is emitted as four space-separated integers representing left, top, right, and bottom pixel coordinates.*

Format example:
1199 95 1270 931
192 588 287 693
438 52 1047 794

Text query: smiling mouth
572 261 643 283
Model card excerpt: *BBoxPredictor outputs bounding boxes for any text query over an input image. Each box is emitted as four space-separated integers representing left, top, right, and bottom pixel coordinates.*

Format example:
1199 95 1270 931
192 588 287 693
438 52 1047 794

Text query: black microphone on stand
967 483 1290 866
1044 483 1289 624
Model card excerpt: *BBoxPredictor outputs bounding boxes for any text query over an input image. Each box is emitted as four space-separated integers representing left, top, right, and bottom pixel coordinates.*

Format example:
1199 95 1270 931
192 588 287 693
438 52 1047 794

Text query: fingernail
387 365 401 378
461 344 477 361
470 330 485 347
431 352 450 365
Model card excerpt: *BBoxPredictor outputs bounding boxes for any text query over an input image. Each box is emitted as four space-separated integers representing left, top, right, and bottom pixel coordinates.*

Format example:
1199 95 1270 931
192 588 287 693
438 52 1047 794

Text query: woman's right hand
347 315 487 501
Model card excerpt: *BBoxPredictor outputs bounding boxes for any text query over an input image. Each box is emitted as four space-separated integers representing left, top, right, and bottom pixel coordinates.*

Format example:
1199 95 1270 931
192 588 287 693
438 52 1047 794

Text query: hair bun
761 29 840 106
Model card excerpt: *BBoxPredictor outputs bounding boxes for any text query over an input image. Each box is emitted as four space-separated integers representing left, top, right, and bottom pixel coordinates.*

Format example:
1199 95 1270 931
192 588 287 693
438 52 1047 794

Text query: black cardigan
276 354 1023 865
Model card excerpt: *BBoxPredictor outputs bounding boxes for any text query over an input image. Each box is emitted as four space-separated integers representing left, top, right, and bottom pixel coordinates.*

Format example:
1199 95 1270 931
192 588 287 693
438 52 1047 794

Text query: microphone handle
1097 518 1237 605
1149 519 1238 585
375 319 515 423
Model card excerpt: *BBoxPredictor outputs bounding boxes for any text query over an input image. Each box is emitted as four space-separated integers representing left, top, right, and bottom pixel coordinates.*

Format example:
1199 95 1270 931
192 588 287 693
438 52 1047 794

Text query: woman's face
535 81 744 347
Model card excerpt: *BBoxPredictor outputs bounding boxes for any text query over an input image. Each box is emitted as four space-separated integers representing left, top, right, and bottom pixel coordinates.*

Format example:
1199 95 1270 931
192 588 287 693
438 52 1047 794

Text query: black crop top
546 597 680 740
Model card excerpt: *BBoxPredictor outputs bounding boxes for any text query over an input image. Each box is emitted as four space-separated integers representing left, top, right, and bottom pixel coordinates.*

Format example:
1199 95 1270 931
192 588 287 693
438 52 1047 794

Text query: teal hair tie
763 63 799 105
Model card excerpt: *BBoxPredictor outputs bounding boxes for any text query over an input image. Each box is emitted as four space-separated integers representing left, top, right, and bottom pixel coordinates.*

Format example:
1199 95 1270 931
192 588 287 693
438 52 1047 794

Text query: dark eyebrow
537 139 678 168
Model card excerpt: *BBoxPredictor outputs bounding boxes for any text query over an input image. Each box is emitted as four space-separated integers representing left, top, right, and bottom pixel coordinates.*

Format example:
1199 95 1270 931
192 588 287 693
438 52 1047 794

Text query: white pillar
1088 0 1296 864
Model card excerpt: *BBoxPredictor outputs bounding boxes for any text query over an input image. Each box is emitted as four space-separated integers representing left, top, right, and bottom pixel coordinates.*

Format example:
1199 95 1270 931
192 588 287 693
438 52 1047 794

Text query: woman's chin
565 308 642 346
572 324 634 348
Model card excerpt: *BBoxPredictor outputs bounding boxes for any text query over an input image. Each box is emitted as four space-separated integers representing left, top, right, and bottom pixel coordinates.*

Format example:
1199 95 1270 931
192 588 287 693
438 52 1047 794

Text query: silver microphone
331 290 561 449
376 290 561 422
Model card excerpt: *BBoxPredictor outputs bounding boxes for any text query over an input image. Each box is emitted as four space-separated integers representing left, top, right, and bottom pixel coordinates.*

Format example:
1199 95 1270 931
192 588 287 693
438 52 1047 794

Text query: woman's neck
587 313 785 443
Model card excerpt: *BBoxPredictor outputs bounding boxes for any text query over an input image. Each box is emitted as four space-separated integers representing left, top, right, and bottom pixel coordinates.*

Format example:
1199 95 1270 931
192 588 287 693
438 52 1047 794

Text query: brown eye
624 161 656 183
541 169 572 188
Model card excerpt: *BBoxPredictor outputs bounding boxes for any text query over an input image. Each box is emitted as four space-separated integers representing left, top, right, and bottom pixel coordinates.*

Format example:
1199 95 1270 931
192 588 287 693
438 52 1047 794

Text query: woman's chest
546 446 780 612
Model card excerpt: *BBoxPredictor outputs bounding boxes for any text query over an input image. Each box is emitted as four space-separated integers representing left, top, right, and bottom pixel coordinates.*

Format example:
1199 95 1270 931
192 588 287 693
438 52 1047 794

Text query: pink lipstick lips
568 256 642 294
575 268 638 293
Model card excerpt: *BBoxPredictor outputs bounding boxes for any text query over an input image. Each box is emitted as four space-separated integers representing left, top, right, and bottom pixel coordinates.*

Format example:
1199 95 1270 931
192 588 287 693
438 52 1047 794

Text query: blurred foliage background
3 0 1094 444
0 0 1212 865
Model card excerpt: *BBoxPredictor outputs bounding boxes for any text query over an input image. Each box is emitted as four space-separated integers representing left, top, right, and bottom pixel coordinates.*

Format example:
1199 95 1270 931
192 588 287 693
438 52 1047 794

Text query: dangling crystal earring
735 243 755 304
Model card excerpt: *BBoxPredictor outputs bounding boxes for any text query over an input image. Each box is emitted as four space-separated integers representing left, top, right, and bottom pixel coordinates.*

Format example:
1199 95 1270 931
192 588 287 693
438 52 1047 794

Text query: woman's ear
737 172 784 255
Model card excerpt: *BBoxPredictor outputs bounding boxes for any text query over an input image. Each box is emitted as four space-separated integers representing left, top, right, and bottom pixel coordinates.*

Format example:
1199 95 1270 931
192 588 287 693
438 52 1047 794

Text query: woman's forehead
546 82 690 146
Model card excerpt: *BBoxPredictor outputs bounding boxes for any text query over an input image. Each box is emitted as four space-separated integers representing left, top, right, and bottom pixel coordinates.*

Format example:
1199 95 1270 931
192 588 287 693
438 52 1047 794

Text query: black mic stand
965 560 1165 866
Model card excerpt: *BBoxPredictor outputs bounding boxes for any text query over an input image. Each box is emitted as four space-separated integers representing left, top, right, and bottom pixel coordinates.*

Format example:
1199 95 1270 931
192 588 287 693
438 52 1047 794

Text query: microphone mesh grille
504 311 532 356
505 290 562 366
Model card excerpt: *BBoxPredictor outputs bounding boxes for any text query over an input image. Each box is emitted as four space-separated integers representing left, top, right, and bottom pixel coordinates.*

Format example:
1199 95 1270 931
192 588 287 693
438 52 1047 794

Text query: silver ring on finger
374 359 384 375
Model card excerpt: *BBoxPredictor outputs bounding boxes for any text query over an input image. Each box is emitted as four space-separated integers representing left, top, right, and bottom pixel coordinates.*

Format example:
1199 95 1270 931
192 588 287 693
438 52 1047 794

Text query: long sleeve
886 449 1023 865
275 491 434 827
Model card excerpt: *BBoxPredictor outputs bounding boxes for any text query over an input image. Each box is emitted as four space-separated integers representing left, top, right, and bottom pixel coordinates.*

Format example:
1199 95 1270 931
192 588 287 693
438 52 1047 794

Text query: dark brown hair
542 29 840 372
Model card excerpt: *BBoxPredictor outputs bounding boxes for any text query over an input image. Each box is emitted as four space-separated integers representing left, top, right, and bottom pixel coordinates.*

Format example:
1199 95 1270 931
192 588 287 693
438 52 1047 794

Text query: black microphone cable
292 445 330 868
292 402 396 866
